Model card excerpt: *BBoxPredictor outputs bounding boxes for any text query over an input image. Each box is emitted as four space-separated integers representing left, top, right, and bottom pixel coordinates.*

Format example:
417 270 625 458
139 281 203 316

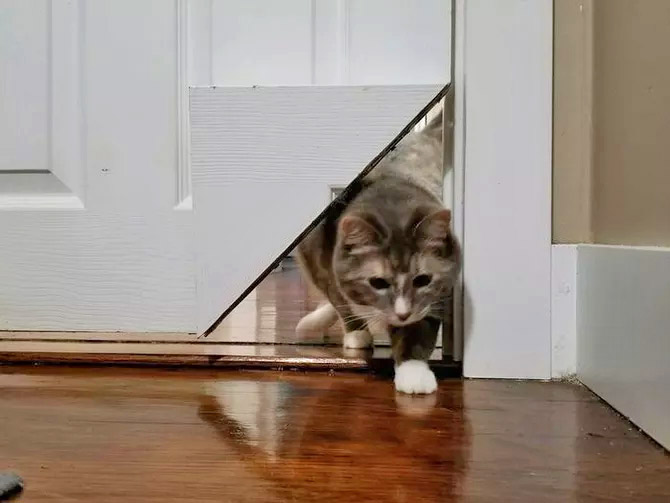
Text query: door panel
0 0 195 332
0 1 49 173
192 0 451 86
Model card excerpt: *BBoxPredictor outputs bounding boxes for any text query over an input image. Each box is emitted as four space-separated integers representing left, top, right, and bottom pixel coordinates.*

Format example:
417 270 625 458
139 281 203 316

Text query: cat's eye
369 277 391 290
413 274 432 288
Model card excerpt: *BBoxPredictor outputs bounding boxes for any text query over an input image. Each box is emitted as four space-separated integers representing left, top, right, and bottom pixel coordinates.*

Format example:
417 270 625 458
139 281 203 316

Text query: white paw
394 360 438 394
343 330 373 349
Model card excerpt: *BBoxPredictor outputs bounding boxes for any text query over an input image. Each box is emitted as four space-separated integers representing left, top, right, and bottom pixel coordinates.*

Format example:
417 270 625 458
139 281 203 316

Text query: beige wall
553 0 593 243
553 0 670 246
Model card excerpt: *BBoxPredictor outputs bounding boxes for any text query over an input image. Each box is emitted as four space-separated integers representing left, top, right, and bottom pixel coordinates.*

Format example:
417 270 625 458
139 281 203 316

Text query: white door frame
453 0 553 379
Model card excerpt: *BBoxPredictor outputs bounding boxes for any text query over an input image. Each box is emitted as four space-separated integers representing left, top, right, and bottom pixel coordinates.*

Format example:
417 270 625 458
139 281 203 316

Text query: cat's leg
295 302 372 348
390 317 440 394
294 229 373 348
315 286 374 350
296 302 338 334
342 330 374 349
297 288 373 348
342 329 374 349
295 223 340 335
338 306 374 349
320 294 372 349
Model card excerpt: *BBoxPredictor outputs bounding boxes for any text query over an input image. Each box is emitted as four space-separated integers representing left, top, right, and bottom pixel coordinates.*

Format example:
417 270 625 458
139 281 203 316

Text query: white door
0 0 195 332
0 0 451 334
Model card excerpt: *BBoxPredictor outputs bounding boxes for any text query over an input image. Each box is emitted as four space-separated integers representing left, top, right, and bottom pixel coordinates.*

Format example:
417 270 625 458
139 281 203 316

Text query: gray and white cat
296 110 460 394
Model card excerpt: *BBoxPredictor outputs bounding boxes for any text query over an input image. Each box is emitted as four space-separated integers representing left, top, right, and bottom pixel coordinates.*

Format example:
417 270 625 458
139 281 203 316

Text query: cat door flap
191 85 446 334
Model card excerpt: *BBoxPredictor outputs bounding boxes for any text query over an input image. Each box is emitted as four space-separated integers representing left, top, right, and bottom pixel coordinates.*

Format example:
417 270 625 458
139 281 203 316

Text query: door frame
453 0 553 379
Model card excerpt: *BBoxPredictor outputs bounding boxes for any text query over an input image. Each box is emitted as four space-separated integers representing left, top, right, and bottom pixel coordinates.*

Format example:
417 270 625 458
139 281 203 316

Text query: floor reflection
198 375 470 502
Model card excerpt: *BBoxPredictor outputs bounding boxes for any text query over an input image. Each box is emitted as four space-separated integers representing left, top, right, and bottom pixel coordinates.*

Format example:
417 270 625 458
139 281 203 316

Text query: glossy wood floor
2 366 669 502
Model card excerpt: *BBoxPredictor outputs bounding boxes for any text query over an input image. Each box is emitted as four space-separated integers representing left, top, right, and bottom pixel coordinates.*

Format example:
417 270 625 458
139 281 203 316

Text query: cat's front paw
394 360 437 394
343 330 373 349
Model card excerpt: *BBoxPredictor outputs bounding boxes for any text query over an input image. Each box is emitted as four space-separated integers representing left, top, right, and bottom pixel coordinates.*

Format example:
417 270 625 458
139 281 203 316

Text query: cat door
192 85 453 356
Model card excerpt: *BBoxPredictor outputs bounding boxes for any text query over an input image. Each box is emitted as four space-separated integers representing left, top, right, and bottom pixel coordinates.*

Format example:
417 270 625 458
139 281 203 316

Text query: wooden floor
2 366 669 502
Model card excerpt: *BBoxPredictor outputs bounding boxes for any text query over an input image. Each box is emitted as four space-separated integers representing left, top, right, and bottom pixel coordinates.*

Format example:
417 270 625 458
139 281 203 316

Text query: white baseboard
578 244 670 450
551 244 577 378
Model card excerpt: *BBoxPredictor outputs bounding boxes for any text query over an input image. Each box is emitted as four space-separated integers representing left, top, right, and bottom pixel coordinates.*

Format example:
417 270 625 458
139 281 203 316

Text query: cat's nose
394 297 411 321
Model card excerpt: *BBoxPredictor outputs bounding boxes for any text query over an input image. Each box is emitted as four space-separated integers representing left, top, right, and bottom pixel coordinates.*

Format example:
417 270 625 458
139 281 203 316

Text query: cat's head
333 206 458 327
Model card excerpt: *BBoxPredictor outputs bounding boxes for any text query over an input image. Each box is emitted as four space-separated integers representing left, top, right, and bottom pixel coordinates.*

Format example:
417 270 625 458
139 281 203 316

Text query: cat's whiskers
340 312 379 324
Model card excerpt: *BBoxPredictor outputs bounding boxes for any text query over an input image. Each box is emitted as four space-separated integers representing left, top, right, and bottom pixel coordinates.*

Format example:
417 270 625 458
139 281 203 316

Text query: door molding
457 0 553 378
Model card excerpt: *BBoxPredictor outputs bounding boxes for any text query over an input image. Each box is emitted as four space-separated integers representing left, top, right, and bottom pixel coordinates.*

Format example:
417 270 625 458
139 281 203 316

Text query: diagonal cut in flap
191 84 449 335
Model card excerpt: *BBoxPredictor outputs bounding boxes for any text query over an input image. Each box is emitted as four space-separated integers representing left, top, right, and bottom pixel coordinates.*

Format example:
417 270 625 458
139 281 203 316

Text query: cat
296 109 460 394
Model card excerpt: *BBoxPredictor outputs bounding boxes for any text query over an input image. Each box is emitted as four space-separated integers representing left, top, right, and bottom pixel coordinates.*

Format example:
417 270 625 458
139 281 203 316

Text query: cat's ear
413 209 451 247
338 214 382 249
